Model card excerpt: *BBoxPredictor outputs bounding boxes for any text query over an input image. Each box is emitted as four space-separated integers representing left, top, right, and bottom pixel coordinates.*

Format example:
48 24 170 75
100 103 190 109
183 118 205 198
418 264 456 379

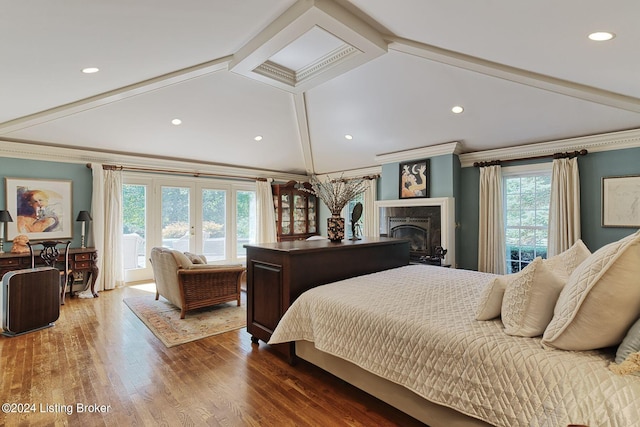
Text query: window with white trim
503 164 552 273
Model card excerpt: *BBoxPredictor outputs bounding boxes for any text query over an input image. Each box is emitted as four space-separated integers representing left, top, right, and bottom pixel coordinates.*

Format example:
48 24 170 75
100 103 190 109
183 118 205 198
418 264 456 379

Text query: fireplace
375 197 455 267
388 217 431 262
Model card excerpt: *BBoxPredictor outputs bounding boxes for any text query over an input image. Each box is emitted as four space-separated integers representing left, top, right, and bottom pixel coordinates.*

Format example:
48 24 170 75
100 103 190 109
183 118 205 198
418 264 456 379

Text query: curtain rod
473 149 588 167
86 163 268 181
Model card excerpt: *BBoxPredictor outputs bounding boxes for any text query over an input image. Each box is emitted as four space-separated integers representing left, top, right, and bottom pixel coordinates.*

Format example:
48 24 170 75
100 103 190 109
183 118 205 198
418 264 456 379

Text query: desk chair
28 240 73 305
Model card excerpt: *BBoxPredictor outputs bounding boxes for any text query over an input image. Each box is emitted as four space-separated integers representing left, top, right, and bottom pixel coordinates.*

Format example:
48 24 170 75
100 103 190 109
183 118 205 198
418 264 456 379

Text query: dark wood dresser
0 247 99 297
245 237 409 359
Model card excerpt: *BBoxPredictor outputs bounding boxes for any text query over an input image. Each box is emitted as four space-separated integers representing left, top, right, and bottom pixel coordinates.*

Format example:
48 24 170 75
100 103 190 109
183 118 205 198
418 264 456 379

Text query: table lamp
76 210 92 248
0 210 14 254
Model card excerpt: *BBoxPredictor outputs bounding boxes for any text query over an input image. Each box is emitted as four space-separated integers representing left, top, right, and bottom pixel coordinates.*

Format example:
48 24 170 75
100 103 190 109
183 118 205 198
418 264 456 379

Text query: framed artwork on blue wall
602 175 640 227
5 177 73 241
399 159 429 199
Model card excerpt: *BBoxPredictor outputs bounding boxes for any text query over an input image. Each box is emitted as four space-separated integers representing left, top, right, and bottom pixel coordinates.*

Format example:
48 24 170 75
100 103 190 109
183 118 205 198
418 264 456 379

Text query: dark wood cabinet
245 237 410 360
272 181 319 242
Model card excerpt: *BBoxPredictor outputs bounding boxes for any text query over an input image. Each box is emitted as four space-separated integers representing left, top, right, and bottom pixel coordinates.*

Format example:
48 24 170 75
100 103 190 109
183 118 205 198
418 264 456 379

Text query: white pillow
502 257 565 337
475 275 510 320
544 239 591 281
542 230 640 351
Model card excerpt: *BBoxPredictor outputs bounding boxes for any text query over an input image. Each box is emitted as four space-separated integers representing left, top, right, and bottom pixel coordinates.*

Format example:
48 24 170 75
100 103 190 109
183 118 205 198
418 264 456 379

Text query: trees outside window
503 165 551 273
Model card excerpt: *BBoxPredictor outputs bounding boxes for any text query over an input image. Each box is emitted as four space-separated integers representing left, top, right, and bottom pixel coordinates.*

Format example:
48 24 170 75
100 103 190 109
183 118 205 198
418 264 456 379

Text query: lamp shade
0 210 13 222
76 211 92 222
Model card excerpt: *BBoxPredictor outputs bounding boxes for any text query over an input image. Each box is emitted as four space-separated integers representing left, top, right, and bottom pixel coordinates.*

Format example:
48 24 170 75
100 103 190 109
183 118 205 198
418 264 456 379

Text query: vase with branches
303 175 369 241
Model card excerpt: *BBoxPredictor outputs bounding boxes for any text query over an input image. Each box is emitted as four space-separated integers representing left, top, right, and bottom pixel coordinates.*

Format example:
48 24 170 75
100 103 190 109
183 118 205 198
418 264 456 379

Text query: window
503 164 551 273
122 174 256 283
202 189 226 261
235 189 256 258
122 184 147 270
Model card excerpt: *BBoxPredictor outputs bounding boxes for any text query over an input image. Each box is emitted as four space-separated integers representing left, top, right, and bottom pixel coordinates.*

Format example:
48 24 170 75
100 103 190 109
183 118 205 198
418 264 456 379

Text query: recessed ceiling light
81 67 100 74
451 106 464 114
344 134 353 140
254 135 263 141
171 119 182 125
588 32 615 41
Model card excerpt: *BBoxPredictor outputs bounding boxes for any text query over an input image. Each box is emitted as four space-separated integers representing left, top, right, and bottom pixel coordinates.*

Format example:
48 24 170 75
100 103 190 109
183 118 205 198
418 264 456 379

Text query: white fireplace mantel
374 197 456 267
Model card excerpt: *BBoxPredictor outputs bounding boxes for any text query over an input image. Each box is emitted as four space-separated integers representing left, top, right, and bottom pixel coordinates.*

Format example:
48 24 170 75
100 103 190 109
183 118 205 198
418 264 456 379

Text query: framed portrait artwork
399 159 430 199
602 175 640 227
5 178 73 240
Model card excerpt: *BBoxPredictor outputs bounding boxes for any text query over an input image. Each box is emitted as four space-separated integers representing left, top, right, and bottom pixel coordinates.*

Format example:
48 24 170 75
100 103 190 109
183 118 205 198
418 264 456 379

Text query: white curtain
363 178 377 237
478 165 506 274
88 164 124 293
256 178 277 243
548 157 581 257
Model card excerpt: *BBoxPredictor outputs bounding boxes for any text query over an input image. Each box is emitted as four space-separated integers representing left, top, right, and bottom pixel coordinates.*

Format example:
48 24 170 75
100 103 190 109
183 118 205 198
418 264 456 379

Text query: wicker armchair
149 247 245 319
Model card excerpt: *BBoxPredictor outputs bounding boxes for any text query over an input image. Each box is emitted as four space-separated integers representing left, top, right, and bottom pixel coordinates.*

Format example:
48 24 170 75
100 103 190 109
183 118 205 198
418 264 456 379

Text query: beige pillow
475 275 510 320
184 251 207 264
475 241 589 322
542 230 640 351
544 239 591 281
501 257 565 337
171 250 193 268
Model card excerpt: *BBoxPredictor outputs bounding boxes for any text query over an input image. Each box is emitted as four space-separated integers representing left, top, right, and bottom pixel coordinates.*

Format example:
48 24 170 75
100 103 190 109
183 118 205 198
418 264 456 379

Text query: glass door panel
293 194 306 234
281 193 291 235
308 194 317 233
202 189 226 261
122 184 147 270
161 186 191 252
236 190 256 258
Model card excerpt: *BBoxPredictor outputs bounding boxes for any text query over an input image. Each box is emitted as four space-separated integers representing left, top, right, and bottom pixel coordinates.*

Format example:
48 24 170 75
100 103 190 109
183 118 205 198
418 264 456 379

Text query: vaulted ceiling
2 0 639 175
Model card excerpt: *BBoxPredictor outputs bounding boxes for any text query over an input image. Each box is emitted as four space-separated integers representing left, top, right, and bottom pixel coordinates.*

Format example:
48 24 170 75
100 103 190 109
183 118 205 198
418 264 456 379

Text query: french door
123 173 255 283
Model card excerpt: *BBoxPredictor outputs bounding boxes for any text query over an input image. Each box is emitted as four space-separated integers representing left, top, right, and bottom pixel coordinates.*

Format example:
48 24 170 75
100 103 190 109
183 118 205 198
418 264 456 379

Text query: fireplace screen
388 217 431 261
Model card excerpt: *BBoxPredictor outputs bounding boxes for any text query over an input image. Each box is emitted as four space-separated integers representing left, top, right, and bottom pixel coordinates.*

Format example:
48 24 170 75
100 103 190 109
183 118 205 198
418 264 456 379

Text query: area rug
124 295 246 347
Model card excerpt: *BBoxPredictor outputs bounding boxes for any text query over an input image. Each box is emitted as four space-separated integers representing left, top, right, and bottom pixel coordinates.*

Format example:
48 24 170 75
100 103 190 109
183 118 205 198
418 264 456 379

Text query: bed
268 260 640 427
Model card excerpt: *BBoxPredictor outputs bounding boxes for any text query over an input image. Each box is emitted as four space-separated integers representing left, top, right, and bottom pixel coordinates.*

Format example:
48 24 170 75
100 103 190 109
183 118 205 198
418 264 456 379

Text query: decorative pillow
184 252 206 264
544 239 591 281
616 317 640 364
542 230 640 351
476 241 589 322
501 257 565 337
171 250 193 268
475 275 510 320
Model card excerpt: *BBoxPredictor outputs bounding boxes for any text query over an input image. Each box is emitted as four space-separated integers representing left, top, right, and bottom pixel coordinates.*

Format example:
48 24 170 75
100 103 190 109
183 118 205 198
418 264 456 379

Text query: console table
245 237 409 360
0 247 99 298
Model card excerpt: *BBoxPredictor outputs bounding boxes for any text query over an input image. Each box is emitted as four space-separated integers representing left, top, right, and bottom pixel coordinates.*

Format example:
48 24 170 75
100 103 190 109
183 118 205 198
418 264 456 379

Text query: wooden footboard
295 341 492 427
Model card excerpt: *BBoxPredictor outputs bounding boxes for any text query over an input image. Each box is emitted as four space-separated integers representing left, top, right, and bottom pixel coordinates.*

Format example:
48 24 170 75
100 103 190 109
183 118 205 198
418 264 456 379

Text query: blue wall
0 158 93 251
3 146 638 263
456 147 640 270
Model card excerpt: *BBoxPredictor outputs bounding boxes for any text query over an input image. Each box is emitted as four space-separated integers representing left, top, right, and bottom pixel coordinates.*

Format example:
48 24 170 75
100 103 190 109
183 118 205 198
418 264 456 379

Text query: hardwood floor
0 285 426 426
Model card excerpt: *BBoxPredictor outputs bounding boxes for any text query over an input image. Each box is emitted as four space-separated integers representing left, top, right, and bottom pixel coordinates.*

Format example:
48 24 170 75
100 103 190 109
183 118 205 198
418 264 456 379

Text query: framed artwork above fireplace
399 159 429 199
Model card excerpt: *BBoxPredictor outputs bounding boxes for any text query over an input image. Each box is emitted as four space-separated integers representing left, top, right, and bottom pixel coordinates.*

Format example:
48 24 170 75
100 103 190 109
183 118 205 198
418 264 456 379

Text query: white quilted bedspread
269 265 640 427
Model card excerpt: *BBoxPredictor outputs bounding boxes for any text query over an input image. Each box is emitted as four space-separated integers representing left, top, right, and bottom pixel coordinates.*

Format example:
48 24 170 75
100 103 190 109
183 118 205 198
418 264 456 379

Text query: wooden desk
245 237 409 360
0 247 99 298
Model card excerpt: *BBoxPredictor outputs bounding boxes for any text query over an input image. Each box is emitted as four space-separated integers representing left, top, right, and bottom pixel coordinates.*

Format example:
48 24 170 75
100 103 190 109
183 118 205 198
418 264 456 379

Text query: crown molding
458 128 640 167
318 165 382 180
0 139 308 182
375 141 462 164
